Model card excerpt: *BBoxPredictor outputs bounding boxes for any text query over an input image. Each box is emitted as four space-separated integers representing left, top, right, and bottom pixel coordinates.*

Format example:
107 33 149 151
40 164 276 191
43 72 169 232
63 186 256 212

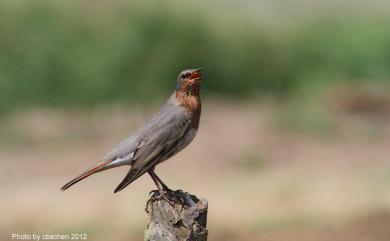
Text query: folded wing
114 105 191 193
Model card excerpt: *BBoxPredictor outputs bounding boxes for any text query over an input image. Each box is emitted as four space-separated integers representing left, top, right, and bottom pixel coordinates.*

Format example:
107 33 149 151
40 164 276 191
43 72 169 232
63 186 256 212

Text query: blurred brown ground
1 98 390 241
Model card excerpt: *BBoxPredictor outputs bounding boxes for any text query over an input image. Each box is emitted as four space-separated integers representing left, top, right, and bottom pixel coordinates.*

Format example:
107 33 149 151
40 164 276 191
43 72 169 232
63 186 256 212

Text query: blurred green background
1 0 390 241
1 0 389 113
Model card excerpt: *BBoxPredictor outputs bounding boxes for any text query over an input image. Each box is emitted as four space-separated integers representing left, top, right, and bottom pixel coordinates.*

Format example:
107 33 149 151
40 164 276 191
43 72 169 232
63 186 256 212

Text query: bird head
176 68 202 95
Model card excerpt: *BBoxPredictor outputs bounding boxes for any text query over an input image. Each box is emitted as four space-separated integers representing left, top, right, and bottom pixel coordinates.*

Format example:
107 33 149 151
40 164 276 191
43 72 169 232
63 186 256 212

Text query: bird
61 68 202 200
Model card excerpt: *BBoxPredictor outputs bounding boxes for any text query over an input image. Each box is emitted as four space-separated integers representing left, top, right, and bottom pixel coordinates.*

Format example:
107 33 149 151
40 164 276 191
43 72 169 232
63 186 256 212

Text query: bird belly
105 152 134 169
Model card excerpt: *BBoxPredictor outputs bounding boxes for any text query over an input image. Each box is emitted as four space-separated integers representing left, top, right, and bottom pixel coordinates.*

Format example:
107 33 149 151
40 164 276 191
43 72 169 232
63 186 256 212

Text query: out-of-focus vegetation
0 0 389 114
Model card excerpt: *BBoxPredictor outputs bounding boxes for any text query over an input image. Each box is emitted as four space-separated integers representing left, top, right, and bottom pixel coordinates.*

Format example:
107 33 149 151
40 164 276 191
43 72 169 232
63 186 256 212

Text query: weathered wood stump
144 191 208 241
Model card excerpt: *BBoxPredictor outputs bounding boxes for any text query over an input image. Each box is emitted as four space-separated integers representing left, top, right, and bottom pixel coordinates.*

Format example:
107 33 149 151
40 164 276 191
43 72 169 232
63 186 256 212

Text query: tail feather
114 169 139 193
61 161 111 191
114 158 161 193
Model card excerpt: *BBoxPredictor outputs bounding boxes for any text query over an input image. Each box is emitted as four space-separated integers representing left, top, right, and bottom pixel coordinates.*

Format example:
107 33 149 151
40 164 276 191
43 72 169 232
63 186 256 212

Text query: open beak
190 68 202 81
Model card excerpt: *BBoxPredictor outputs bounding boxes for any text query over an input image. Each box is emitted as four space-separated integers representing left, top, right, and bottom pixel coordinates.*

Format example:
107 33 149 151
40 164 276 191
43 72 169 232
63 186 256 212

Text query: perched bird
61 69 202 199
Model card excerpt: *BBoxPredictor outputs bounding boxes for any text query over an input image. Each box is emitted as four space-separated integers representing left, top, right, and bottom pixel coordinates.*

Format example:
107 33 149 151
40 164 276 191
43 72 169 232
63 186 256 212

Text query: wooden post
144 191 208 241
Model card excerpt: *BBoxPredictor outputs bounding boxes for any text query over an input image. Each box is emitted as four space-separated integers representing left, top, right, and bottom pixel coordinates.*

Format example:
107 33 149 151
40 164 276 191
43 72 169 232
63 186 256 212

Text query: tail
114 162 155 193
114 169 139 193
61 161 111 191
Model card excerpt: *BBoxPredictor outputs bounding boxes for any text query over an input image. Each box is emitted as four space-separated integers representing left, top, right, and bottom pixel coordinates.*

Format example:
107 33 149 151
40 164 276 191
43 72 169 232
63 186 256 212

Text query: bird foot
147 189 199 210
145 189 175 211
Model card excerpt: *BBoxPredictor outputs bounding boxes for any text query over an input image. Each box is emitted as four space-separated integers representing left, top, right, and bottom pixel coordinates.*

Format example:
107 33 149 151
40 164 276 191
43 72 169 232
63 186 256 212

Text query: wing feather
114 104 191 192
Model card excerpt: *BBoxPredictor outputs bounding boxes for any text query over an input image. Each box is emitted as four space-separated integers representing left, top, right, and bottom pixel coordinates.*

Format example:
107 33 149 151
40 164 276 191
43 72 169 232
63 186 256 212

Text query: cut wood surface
144 191 208 241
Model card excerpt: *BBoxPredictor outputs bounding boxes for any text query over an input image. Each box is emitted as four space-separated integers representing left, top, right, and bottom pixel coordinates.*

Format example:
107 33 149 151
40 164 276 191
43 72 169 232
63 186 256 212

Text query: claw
146 189 198 211
161 194 176 206
149 189 160 197
150 189 175 206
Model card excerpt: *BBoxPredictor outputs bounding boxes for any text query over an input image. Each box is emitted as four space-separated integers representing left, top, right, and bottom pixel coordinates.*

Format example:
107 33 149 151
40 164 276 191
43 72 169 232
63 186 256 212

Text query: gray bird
61 69 202 198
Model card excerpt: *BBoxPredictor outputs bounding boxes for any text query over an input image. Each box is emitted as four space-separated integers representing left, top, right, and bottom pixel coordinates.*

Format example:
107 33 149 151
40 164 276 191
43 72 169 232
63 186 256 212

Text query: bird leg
151 171 172 191
147 170 196 207
147 170 175 206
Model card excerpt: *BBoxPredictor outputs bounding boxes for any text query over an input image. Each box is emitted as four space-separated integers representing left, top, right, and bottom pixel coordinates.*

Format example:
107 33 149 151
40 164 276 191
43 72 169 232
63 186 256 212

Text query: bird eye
182 73 190 78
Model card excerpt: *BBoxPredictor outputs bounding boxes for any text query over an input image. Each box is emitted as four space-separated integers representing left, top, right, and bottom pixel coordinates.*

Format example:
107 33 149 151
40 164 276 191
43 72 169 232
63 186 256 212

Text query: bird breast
175 92 201 113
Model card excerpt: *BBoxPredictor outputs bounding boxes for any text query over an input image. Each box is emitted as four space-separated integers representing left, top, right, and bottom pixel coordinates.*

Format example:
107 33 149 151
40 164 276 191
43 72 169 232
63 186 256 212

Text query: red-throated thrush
61 69 202 200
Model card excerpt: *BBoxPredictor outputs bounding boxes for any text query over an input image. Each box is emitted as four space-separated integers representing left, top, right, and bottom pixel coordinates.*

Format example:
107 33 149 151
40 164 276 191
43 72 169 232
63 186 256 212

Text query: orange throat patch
175 91 201 113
